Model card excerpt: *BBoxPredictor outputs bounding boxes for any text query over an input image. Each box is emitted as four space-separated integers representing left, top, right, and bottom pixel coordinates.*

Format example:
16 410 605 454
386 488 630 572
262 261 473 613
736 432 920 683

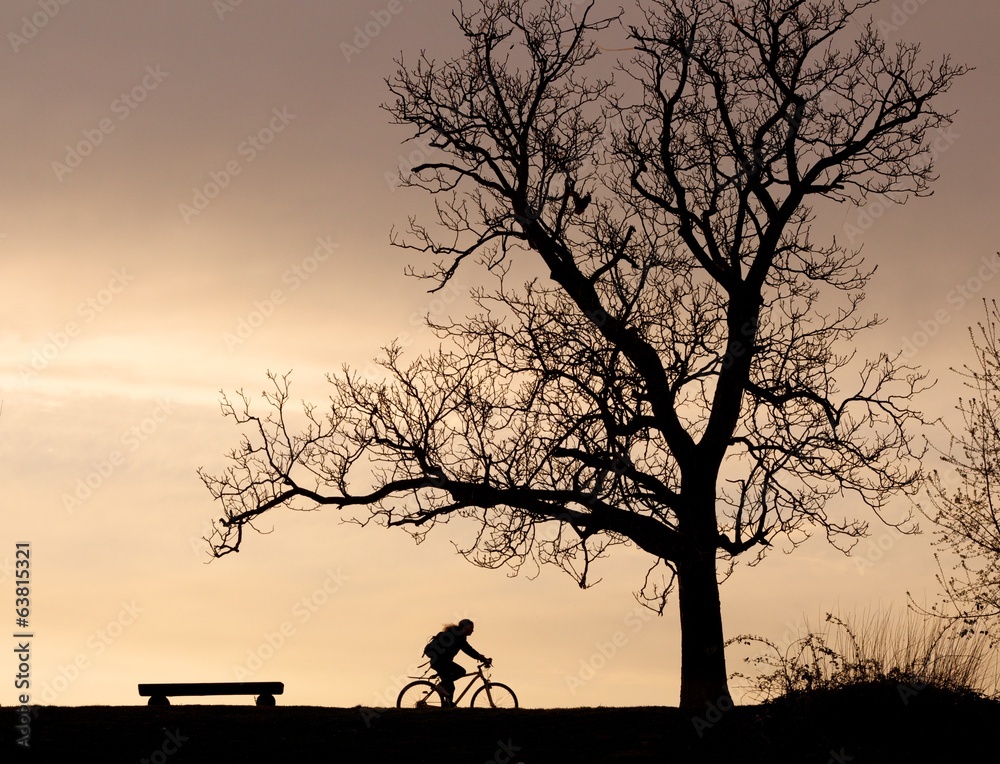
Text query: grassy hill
4 682 999 763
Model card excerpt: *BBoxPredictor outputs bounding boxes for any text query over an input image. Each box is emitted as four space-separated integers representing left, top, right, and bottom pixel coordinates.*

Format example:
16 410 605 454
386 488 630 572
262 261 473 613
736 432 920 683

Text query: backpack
423 628 458 660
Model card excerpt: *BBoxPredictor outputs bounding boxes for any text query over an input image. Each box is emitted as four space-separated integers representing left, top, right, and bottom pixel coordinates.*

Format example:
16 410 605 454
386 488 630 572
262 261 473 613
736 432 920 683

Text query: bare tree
923 298 1000 638
201 0 966 709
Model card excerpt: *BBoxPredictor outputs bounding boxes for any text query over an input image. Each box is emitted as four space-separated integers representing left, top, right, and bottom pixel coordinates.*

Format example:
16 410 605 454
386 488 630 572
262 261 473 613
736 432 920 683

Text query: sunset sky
3 0 999 710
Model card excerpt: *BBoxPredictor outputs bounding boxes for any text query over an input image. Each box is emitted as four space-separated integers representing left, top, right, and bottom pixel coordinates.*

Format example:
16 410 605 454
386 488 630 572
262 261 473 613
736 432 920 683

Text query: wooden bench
138 682 284 706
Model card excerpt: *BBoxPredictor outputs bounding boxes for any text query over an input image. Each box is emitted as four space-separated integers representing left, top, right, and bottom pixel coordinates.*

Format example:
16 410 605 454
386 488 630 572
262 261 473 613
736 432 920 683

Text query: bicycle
396 660 518 709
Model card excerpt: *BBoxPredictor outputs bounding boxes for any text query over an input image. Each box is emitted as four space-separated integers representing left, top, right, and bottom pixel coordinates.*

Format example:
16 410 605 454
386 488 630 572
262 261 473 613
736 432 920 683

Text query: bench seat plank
138 682 284 705
138 682 284 697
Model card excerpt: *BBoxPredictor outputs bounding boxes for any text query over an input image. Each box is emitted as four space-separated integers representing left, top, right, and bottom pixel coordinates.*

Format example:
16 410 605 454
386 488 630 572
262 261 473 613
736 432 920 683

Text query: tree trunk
676 551 731 710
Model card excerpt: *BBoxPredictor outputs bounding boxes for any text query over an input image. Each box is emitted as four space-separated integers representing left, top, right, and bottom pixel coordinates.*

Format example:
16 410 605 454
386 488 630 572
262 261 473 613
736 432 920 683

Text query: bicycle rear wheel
396 680 446 709
470 682 518 708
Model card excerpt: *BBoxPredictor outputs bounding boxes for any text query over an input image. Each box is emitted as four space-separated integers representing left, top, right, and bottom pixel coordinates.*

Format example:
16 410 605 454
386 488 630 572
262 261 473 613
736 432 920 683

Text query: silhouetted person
423 618 490 706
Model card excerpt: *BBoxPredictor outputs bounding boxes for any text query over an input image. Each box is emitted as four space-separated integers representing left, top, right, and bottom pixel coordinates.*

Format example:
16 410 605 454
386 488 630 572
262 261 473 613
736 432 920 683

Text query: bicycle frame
448 664 489 705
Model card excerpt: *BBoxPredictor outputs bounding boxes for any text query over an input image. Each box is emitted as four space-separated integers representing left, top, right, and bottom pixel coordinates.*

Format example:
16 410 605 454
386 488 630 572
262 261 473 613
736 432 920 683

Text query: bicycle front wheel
396 680 446 709
470 682 518 708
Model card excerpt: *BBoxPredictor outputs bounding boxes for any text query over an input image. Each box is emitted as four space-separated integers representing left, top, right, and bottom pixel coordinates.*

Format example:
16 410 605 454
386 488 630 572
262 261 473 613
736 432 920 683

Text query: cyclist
423 618 491 706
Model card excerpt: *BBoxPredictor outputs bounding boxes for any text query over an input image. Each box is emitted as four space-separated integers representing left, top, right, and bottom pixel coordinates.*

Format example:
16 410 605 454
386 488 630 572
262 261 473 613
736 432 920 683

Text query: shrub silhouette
727 609 999 703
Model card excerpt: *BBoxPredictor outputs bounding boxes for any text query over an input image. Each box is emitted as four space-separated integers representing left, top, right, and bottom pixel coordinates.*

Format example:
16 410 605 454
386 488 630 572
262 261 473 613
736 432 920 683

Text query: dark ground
4 683 998 763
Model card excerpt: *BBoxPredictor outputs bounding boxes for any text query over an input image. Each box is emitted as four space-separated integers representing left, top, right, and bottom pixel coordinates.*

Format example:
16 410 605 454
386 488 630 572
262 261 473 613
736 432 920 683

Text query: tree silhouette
924 298 1000 638
201 0 966 708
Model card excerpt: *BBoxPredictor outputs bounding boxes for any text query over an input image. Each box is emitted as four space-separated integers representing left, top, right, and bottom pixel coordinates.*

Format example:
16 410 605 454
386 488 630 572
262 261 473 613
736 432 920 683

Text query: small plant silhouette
727 609 999 702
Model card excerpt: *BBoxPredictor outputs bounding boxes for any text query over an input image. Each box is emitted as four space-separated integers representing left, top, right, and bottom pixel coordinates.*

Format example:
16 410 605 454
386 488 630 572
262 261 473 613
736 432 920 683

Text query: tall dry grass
727 608 999 703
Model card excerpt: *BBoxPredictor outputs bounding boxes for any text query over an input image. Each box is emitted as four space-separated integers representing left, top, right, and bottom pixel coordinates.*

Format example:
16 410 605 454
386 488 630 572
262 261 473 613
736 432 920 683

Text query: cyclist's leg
430 660 455 704
446 662 467 705
433 660 464 706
